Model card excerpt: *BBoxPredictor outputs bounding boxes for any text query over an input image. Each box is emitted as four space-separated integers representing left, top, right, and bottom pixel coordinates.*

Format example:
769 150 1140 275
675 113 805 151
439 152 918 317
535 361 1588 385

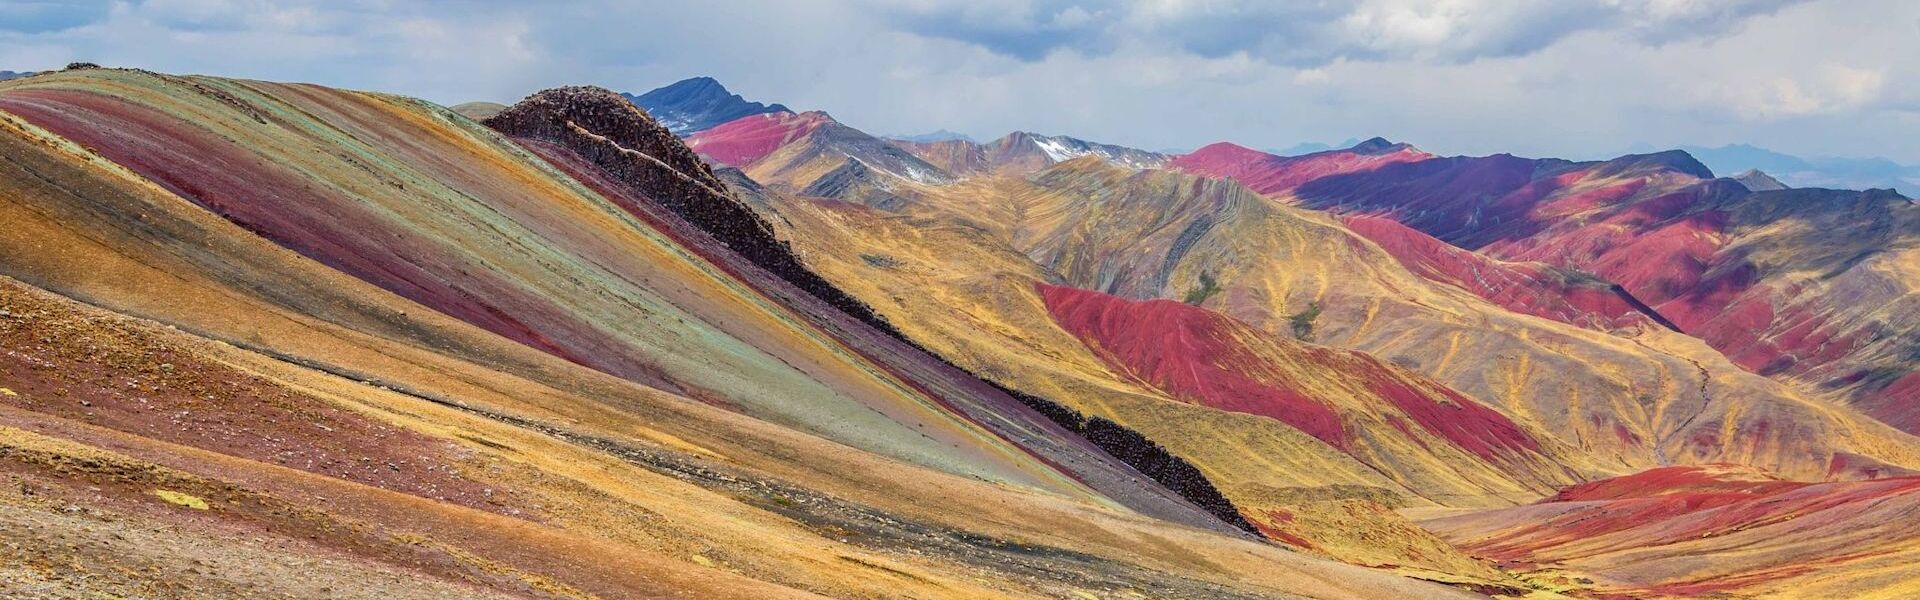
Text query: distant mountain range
889 129 975 143
0 71 32 81
1267 138 1364 156
623 73 1919 198
1655 143 1917 193
1272 139 1916 194
891 131 1168 177
623 76 789 136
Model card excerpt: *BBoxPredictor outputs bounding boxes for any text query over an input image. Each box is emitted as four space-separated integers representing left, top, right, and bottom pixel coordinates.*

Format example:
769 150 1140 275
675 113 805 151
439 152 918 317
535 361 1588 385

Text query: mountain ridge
893 131 1169 177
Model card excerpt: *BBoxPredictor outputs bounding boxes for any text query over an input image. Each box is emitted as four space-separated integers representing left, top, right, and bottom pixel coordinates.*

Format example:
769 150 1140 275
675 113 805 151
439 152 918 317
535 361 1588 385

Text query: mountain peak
1600 149 1715 180
625 76 790 136
1349 136 1406 155
1730 169 1789 191
1183 141 1271 163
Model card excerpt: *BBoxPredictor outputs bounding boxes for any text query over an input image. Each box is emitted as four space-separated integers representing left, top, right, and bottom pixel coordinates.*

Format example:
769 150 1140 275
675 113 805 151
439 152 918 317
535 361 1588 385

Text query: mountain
1172 138 1433 195
1269 138 1366 156
893 131 1169 177
756 150 1920 504
889 128 974 143
1284 148 1920 436
1273 141 1334 154
1679 143 1919 193
747 152 1920 595
6 65 1920 599
624 76 790 136
1730 168 1788 191
751 166 1582 587
0 67 1492 599
0 71 29 81
687 110 952 188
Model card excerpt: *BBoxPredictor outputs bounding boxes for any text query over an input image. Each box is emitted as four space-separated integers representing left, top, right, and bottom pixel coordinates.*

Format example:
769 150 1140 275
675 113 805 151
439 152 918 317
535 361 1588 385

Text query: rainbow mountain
0 67 1915 599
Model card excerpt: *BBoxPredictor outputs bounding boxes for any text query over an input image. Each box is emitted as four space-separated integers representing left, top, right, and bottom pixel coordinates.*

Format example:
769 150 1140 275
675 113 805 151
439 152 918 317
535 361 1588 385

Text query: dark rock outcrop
991 381 1258 534
484 86 901 338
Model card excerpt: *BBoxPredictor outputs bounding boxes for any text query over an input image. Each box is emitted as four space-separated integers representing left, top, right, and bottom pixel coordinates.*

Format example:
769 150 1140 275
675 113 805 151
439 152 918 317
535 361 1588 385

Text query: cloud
867 0 1114 60
0 0 545 100
0 0 1912 164
0 1 110 34
863 0 1805 65
1690 64 1888 120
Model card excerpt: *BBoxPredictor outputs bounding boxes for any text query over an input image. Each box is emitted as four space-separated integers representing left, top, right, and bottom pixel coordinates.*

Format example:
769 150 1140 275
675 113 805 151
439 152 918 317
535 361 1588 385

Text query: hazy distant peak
1730 169 1788 191
891 129 975 143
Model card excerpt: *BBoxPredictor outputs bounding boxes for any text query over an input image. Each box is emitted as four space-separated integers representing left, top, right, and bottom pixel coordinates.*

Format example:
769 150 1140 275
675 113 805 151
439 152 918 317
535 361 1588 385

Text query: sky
2 0 1917 163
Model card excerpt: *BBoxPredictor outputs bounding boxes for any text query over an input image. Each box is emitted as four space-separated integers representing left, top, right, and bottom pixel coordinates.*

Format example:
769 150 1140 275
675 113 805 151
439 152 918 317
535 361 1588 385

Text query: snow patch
1026 134 1168 170
1031 136 1078 162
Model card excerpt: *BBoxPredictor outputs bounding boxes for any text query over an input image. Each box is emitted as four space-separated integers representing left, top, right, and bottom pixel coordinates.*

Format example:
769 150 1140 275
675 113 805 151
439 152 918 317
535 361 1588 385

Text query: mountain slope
0 71 1072 490
750 189 1580 587
449 100 506 121
477 85 1249 528
833 157 1920 485
624 76 789 136
1287 149 1920 436
0 68 1488 599
1422 465 1920 598
1340 215 1670 331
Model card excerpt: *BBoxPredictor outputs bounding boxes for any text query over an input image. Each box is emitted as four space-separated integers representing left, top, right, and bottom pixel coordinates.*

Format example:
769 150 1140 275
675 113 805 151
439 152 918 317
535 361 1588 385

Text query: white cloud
1692 64 1887 120
0 0 1912 163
